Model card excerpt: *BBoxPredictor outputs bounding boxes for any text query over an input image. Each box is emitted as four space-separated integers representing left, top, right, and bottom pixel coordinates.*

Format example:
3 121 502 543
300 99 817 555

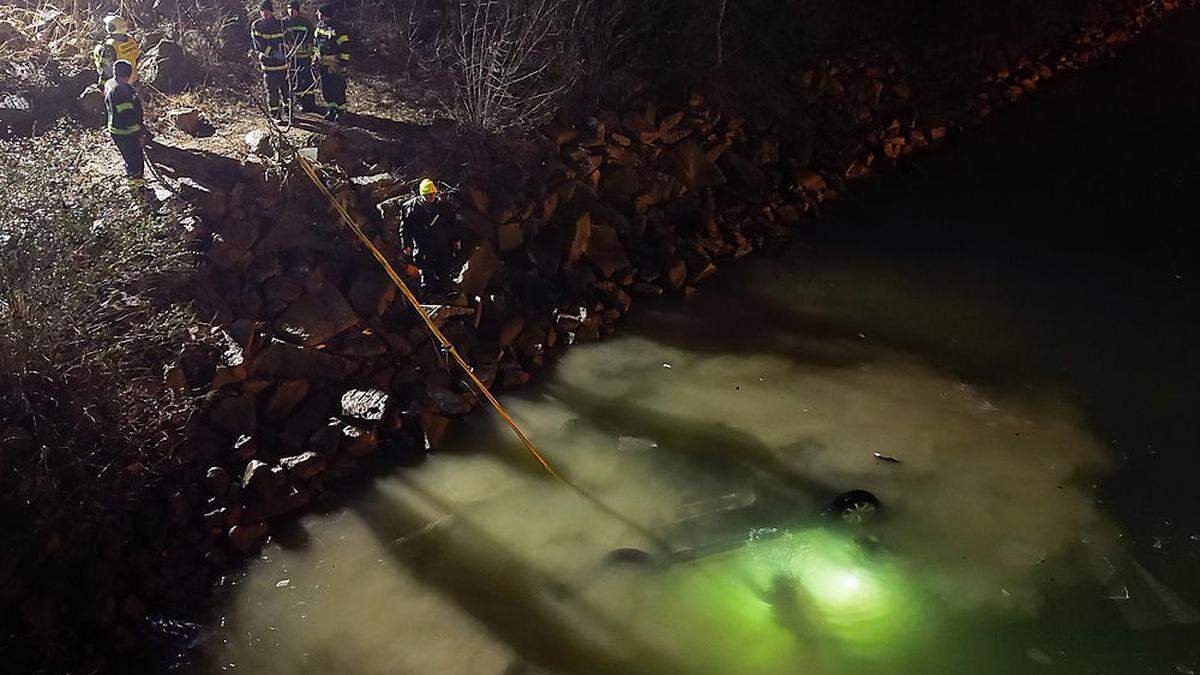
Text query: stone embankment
1 0 1192 670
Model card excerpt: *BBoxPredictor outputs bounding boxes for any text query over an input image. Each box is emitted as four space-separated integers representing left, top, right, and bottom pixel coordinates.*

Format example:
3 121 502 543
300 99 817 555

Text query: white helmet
103 15 129 35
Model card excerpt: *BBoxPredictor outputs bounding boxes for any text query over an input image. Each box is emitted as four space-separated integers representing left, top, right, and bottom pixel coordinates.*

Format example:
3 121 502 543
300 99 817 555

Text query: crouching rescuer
104 60 148 190
398 179 462 295
313 3 351 121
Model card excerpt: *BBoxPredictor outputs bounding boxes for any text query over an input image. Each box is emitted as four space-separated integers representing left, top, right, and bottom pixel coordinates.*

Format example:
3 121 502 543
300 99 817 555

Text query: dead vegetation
0 122 212 534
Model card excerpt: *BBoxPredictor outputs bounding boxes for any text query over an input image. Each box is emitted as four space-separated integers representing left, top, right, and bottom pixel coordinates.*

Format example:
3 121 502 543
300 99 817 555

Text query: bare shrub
448 0 578 134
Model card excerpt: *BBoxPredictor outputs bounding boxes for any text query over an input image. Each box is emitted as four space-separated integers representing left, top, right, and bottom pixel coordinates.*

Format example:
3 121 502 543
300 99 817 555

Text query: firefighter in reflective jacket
251 0 289 120
313 3 350 121
104 60 149 191
284 0 317 112
93 15 139 86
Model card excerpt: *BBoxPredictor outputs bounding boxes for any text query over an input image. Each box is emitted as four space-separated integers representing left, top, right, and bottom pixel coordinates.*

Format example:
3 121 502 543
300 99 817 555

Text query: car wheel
829 490 881 525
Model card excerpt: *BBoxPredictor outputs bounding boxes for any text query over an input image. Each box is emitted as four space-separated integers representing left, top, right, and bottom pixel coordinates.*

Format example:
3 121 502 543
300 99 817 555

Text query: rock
497 221 524 251
671 140 726 193
139 39 191 92
584 224 631 278
277 285 359 347
205 466 232 496
661 255 688 289
209 394 257 435
718 151 769 202
346 271 396 317
262 275 303 304
175 177 227 221
456 243 502 297
77 84 105 114
498 314 526 348
0 93 33 136
265 379 311 423
429 386 471 415
420 412 451 449
252 340 348 380
797 171 827 193
228 522 269 553
168 108 213 137
279 451 327 481
245 129 274 156
565 212 592 263
340 389 389 421
242 460 287 497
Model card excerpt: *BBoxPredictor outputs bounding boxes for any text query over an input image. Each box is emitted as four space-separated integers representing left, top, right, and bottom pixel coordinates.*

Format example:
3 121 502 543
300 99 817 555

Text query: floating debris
1026 647 1055 665
873 451 901 464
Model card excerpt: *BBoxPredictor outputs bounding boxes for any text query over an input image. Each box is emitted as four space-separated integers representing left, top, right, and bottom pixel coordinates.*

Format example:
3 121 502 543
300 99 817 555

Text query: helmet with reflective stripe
104 15 129 35
419 179 437 197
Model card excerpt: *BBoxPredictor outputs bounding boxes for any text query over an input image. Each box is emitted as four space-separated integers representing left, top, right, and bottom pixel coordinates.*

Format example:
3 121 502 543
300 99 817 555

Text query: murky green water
192 247 1197 674
194 14 1200 675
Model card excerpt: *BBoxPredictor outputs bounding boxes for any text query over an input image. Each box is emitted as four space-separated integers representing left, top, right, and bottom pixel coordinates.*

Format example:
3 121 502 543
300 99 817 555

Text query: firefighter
250 0 289 121
398 179 462 295
104 60 149 193
284 0 317 113
313 3 351 122
93 14 140 87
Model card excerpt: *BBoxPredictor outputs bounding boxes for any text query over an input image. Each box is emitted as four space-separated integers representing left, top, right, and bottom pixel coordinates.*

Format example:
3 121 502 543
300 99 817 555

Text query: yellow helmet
419 179 437 197
104 15 130 35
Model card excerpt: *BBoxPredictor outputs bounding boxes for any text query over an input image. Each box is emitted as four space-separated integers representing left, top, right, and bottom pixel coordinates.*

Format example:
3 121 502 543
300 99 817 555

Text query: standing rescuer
104 60 149 192
251 0 289 120
284 0 317 113
93 14 139 87
398 179 462 295
313 3 351 121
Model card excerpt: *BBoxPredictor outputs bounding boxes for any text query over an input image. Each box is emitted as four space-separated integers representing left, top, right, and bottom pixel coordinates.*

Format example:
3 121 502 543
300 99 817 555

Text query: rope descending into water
295 155 674 554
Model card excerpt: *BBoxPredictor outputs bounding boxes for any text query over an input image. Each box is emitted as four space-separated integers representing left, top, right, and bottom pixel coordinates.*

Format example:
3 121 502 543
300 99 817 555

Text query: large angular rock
168 108 213 137
252 340 348 380
0 93 33 135
279 451 327 481
209 394 257 435
228 522 269 553
245 129 273 156
277 285 359 347
139 39 191 92
456 243 502 297
242 460 286 497
670 140 726 193
584 224 631 278
265 379 311 423
340 389 389 421
565 212 591 263
346 271 396 317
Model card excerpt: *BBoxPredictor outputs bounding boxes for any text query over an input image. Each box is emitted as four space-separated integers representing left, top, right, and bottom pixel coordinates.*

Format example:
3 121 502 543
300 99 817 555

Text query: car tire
829 490 881 525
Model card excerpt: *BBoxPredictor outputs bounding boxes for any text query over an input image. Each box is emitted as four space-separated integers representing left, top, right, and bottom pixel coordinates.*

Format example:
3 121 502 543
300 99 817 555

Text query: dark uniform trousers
263 70 289 117
112 134 144 179
319 65 347 113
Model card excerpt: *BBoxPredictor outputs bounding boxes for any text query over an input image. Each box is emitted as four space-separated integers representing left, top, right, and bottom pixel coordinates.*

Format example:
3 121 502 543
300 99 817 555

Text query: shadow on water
622 290 872 371
351 476 691 675
543 381 834 502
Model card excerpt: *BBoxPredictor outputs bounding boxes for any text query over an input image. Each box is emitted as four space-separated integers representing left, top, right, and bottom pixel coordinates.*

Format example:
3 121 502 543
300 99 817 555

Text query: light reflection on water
188 248 1191 674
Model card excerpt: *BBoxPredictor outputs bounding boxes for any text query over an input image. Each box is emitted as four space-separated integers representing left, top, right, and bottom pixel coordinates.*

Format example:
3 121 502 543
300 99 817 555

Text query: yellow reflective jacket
94 35 140 84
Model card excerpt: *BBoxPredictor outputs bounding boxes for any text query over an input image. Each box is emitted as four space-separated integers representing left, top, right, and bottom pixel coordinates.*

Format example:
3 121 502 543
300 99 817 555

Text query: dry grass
0 120 213 529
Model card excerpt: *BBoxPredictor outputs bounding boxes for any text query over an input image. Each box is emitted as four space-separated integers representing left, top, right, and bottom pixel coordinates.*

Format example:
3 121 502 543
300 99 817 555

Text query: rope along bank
295 155 673 553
